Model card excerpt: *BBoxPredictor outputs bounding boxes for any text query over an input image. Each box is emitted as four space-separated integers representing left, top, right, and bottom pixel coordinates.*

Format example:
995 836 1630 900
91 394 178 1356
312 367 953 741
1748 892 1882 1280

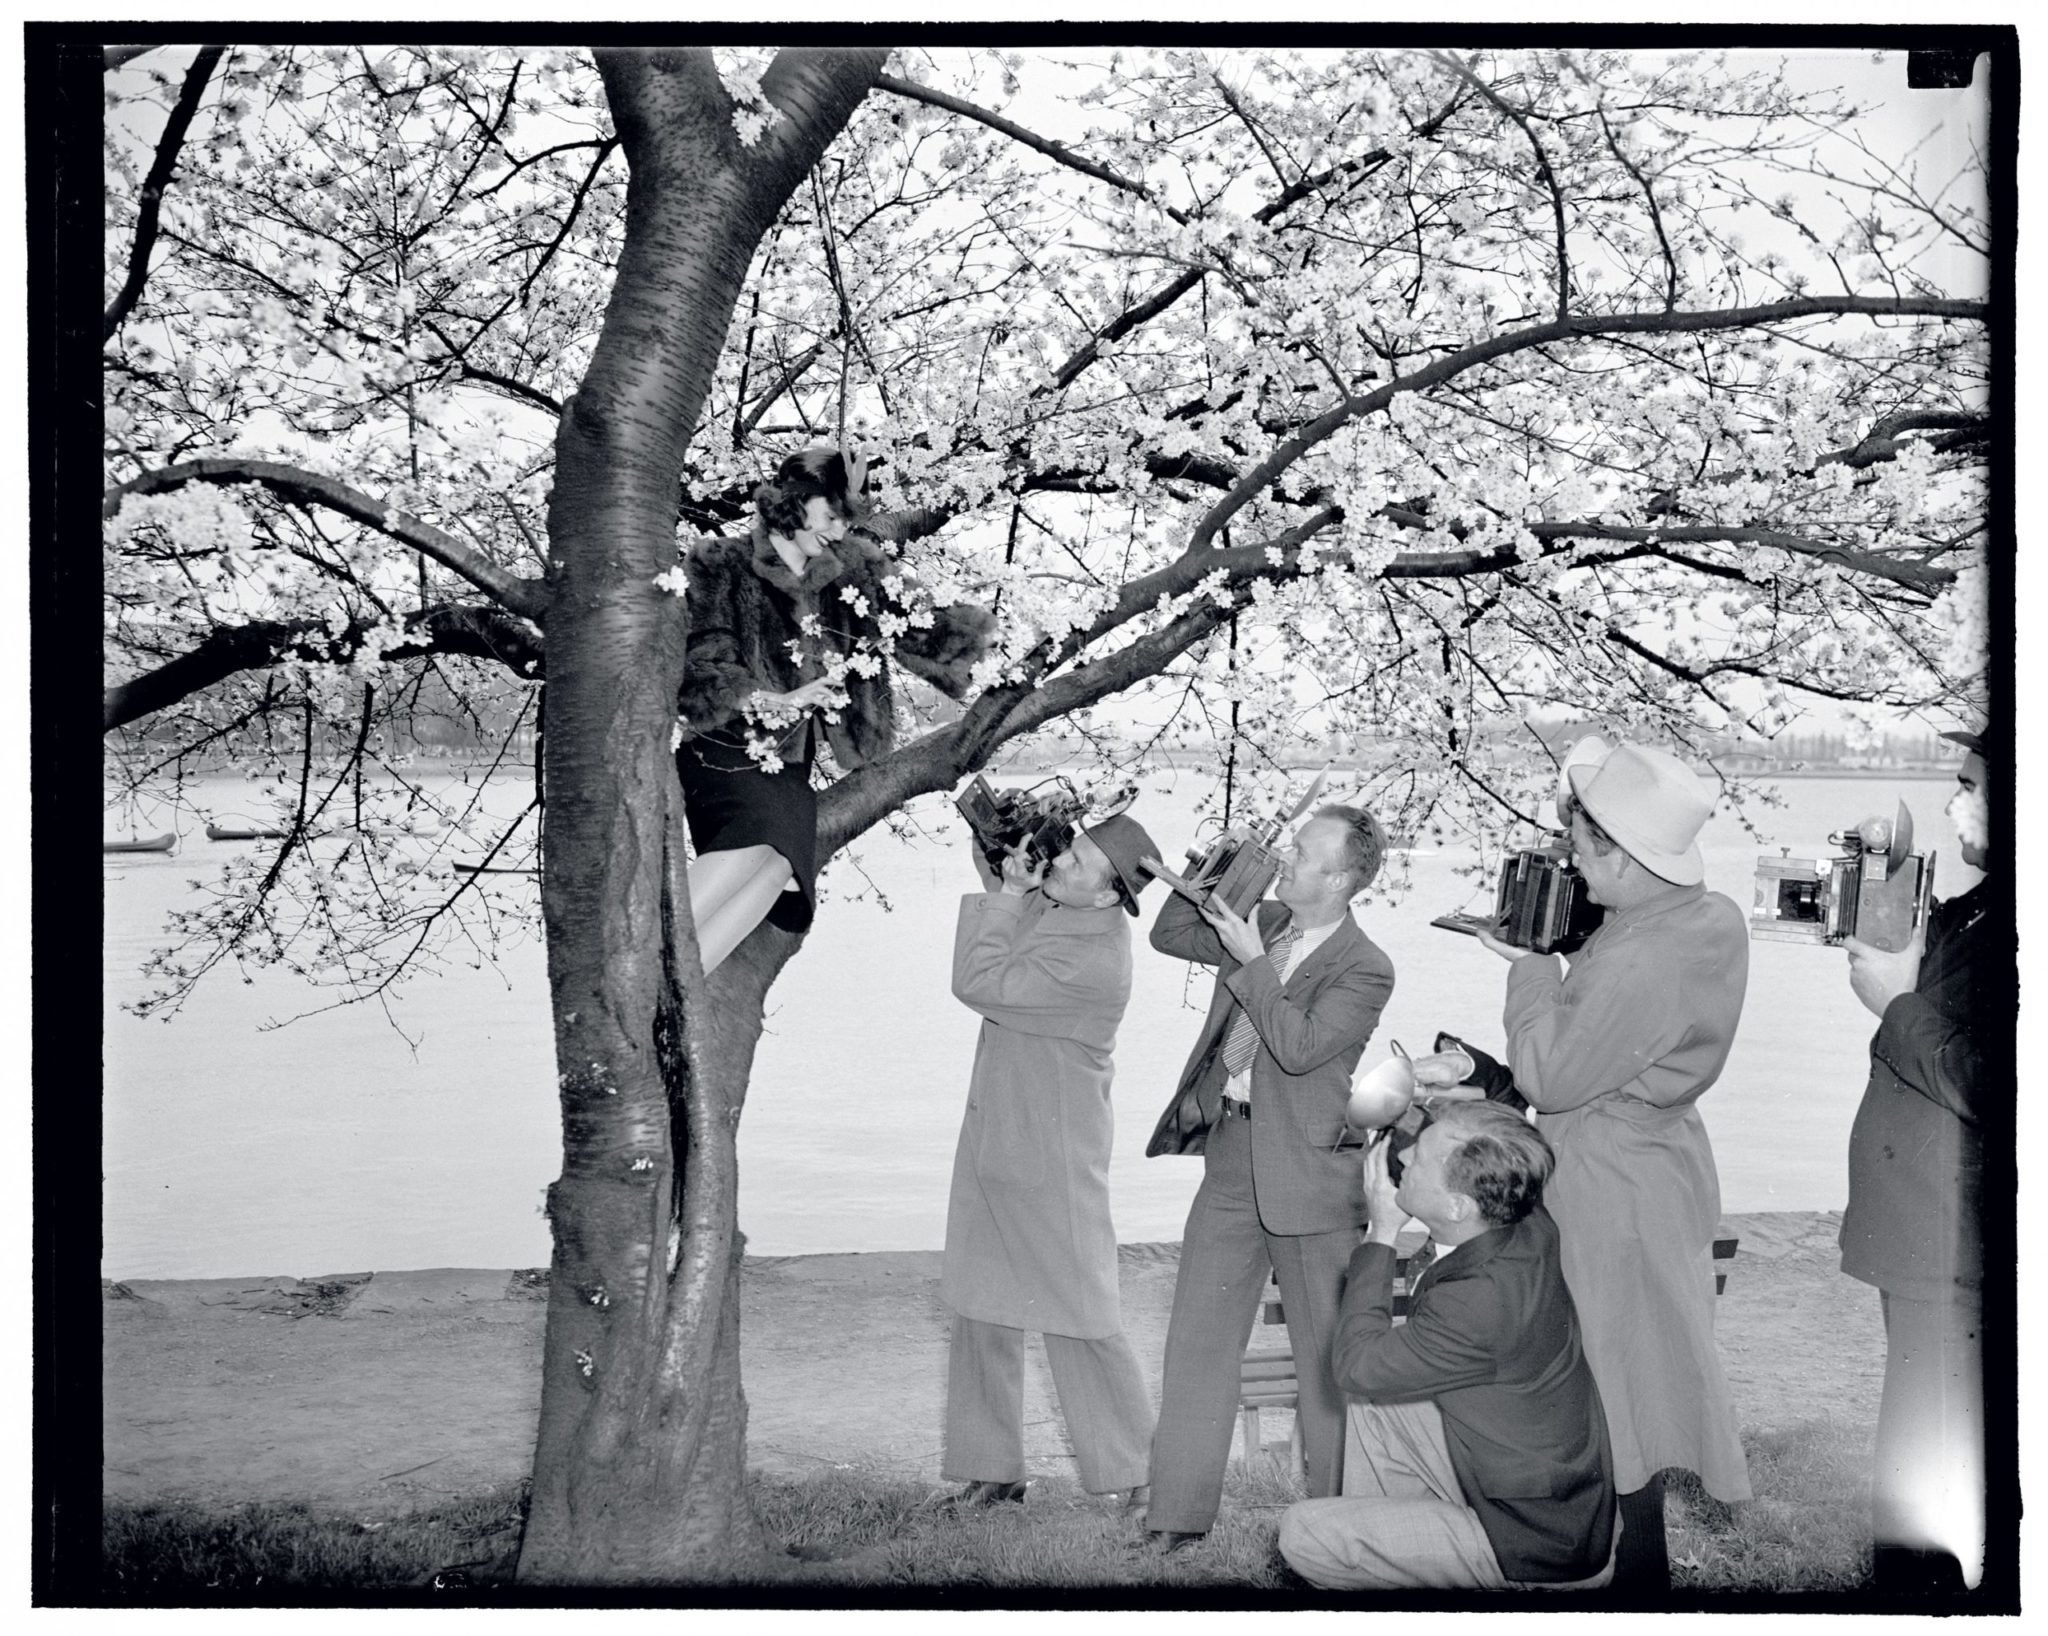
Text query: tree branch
1039 88 1468 397
103 603 545 731
1434 53 1571 321
1183 293 1987 555
874 73 1185 223
104 45 226 345
105 458 551 622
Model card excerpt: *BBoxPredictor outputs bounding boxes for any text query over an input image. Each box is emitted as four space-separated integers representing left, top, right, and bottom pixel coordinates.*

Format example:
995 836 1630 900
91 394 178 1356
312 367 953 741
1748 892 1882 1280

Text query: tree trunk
517 46 885 1584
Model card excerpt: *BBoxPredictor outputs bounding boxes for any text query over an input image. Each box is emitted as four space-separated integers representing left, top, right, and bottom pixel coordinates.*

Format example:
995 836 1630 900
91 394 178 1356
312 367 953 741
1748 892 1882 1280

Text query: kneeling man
1279 1101 1616 1591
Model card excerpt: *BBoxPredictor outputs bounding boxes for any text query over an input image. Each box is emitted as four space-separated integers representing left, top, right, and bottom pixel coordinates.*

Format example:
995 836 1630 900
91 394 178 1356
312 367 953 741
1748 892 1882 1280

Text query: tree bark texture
519 46 886 1584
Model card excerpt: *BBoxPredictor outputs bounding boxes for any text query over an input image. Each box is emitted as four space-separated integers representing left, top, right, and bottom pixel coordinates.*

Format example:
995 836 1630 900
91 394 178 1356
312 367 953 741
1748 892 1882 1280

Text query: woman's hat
1083 813 1161 916
1566 742 1711 887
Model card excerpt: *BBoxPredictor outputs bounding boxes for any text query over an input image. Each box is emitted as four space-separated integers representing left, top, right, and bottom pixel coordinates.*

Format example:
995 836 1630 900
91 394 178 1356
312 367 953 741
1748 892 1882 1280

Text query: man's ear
1442 1190 1474 1226
1092 885 1121 911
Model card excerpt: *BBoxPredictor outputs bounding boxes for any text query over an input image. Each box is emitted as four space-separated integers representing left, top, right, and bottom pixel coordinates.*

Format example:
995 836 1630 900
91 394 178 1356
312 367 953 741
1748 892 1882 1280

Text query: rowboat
103 833 176 854
206 821 289 841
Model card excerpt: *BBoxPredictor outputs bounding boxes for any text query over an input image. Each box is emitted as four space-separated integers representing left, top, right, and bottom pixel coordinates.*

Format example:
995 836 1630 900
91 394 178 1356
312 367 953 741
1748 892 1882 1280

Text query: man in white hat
1466 739 1753 1593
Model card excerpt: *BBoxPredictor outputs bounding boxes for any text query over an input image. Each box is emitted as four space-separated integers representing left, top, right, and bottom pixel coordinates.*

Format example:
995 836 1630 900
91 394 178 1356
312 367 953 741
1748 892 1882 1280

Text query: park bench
1237 1225 1741 1475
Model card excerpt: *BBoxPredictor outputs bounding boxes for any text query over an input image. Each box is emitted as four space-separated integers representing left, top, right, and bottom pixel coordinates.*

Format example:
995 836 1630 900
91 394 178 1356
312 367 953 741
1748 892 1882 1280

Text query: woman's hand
767 678 850 714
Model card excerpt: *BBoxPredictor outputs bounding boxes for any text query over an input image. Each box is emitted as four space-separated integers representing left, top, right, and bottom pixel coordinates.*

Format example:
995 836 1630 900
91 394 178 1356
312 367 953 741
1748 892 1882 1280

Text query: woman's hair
754 446 868 541
1314 803 1387 892
1432 1100 1554 1228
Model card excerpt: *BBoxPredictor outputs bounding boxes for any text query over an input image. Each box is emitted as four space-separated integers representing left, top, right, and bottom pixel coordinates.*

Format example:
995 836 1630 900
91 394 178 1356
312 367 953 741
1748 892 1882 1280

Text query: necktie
1220 926 1304 1080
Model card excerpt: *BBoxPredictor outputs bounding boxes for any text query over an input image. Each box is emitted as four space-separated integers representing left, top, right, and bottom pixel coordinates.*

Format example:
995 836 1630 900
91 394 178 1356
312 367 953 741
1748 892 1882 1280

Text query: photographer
1839 728 1998 1592
1135 805 1396 1553
936 811 1162 1512
1462 741 1752 1591
1278 1102 1616 1590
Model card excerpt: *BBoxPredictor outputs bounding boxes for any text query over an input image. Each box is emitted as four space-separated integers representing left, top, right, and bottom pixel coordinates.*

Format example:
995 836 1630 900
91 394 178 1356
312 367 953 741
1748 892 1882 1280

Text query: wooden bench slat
1236 1230 1742 1473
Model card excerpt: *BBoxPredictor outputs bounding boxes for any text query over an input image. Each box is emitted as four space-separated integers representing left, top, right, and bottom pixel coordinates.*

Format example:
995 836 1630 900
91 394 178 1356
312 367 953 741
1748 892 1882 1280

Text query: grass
98 1485 529 1599
1665 1417 1874 1592
97 1418 1881 1600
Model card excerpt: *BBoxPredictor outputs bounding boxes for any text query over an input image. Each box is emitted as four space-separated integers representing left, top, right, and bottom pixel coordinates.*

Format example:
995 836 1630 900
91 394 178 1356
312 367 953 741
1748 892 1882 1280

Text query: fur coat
676 528 994 770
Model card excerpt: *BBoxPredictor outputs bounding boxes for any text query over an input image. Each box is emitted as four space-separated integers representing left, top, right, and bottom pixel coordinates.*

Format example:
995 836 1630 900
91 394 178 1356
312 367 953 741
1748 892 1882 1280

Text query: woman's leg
687 845 794 973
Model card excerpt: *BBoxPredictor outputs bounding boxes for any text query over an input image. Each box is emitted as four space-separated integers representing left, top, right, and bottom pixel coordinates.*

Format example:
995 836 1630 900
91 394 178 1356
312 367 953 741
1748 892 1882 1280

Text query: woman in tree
674 445 994 973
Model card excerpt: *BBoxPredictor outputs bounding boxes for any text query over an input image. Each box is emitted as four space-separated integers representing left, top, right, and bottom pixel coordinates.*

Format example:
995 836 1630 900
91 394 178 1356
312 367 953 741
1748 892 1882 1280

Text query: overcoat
942 892 1133 1339
1840 878 1998 1298
1501 880 1753 1501
676 528 992 770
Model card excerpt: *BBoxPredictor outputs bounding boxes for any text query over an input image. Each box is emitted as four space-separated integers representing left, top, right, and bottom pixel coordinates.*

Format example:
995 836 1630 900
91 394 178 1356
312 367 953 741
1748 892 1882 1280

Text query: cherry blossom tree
101 41 1993 1580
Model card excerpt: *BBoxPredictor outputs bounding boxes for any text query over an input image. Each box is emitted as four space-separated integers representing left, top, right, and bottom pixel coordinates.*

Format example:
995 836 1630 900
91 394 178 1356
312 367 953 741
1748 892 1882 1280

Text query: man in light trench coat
938 809 1164 1510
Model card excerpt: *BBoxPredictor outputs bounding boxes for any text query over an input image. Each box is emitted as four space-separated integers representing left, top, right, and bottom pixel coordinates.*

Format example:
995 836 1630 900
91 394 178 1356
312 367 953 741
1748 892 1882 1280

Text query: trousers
1281 1400 1617 1591
941 1314 1154 1494
1873 1286 1985 1588
1146 1110 1358 1533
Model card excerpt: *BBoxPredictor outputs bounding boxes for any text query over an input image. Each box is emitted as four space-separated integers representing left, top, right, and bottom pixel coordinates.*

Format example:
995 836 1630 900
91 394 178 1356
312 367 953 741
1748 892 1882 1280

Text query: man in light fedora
1459 739 1754 1594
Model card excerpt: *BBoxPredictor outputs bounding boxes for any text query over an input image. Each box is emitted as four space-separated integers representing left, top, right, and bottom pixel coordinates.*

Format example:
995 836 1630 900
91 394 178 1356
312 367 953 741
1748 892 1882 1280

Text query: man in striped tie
1136 805 1397 1553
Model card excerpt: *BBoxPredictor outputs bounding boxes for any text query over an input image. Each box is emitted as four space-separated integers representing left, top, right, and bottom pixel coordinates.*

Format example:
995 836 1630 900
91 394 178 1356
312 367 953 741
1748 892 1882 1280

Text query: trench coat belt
1218 1096 1252 1121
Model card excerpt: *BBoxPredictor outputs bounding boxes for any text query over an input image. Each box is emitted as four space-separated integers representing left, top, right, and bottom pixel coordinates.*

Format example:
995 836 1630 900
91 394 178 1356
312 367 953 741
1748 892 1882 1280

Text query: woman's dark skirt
675 730 819 933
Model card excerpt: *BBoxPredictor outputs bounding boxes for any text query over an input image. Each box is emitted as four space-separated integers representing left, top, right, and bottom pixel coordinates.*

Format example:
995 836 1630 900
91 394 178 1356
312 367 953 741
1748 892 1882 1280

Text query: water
101 769 1976 1279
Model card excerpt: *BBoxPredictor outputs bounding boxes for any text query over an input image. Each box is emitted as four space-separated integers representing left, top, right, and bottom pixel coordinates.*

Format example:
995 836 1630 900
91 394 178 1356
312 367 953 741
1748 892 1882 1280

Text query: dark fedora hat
1082 812 1161 916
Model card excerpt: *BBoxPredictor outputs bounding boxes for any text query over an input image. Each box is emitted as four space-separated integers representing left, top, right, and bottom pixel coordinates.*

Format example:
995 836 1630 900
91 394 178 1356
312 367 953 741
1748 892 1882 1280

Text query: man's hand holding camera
1362 1134 1411 1249
971 832 1045 897
1844 928 1925 1019
1197 890 1270 967
1472 926 1524 963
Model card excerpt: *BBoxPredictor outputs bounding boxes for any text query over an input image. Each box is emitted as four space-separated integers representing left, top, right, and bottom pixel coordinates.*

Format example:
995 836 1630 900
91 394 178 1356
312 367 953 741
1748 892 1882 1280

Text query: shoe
937 1479 1028 1512
1140 1528 1205 1556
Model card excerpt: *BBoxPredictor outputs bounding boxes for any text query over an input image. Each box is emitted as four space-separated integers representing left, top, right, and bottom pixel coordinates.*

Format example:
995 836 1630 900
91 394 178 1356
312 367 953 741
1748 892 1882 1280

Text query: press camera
1381 1100 1434 1185
954 775 1086 874
1160 825 1286 920
1432 832 1604 955
1144 769 1331 919
1750 801 1935 954
954 775 1139 875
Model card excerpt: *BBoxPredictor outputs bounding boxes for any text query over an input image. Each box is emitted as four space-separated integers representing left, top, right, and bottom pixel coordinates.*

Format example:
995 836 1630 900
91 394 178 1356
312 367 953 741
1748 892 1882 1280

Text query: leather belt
1219 1097 1252 1122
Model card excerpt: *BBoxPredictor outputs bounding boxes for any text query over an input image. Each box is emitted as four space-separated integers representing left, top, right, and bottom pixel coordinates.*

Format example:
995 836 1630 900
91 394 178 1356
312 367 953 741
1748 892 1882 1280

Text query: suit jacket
1332 1207 1616 1584
1145 892 1394 1235
1841 877 2005 1298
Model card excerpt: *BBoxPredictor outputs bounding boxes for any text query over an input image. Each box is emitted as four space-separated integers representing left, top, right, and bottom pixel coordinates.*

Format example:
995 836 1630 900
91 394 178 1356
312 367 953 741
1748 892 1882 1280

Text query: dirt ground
102 1211 1882 1517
